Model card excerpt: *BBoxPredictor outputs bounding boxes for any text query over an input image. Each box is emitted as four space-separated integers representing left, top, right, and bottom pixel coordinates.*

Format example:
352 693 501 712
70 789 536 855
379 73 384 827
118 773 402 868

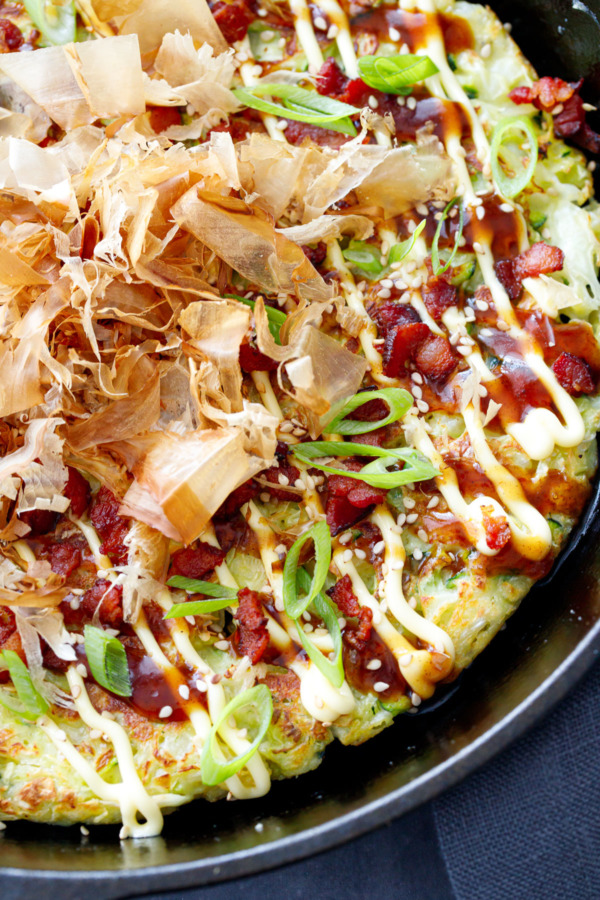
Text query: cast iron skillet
3 2 600 895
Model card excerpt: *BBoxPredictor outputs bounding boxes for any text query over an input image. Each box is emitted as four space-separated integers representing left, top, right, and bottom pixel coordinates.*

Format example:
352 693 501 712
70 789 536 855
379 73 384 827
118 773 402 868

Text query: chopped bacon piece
510 77 600 154
552 352 595 395
239 341 278 373
371 301 421 337
413 334 458 383
260 462 302 500
89 487 129 565
422 279 458 319
80 580 124 628
509 76 577 111
18 508 58 537
64 466 91 518
215 479 259 519
47 540 83 578
0 607 16 647
327 575 373 651
233 588 269 664
170 543 225 579
0 19 23 52
316 58 348 97
341 78 371 107
302 242 327 268
382 321 431 377
495 242 565 301
148 106 182 133
481 507 511 552
212 0 255 42
326 470 387 535
283 119 348 148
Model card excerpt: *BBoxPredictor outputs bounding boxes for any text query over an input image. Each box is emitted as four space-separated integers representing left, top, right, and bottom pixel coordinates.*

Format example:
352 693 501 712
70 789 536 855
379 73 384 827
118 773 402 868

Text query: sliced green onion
431 198 464 276
388 220 426 265
167 576 238 598
292 441 439 489
283 520 332 619
201 684 273 786
24 0 76 45
294 569 344 688
342 241 384 278
225 293 286 345
358 54 439 94
490 115 539 199
232 84 358 136
0 650 49 721
325 388 413 435
84 625 132 698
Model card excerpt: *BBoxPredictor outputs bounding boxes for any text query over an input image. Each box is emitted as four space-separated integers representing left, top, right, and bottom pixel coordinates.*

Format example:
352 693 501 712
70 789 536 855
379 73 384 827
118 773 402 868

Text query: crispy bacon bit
260 461 301 500
509 76 577 111
326 469 387 535
316 58 348 96
215 479 259 519
81 580 124 628
47 540 83 578
422 278 458 319
371 301 421 335
0 607 16 647
148 105 182 133
0 19 23 52
301 242 327 268
64 466 91 518
495 242 565 301
170 543 225 579
382 322 431 377
283 120 348 148
233 588 269 664
351 397 389 422
212 0 255 42
510 77 600 154
552 352 595 395
481 507 511 552
327 574 373 650
89 487 129 565
413 334 458 383
18 508 58 537
239 340 278 373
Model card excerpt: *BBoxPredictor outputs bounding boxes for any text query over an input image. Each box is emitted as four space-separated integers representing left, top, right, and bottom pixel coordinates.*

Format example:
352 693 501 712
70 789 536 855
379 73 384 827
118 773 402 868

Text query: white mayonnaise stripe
288 0 324 71
462 406 552 559
371 506 455 660
244 500 355 721
251 371 283 420
65 668 167 838
317 0 358 78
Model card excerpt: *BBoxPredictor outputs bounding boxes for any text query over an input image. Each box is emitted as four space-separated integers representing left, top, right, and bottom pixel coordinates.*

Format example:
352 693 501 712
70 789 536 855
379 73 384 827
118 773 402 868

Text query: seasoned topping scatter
0 0 598 838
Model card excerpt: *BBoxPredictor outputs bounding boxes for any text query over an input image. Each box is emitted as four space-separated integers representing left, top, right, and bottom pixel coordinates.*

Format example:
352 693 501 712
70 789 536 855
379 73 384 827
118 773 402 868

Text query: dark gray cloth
139 659 600 900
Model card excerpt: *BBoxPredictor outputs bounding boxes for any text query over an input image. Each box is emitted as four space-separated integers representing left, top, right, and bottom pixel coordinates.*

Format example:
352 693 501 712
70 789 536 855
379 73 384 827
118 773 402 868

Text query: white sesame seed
314 15 327 30
178 684 190 700
257 6 267 14
215 640 230 651
338 531 352 545
305 475 316 491
407 96 417 110
588 160 597 172
302 611 311 622
409 596 417 609
416 399 430 413
195 679 208 693
496 319 510 331
476 299 489 311
373 681 390 692
260 492 271 502
406 513 418 524
399 653 413 666
378 288 391 299
456 345 472 356
76 663 87 678
255 822 265 832
380 278 393 289
367 659 382 670
473 241 484 254
260 29 275 40
417 528 428 542
411 692 422 706
275 597 284 611
404 497 416 509
413 548 423 561
411 371 423 384
327 23 339 38
278 473 289 486
159 706 173 719
315 696 324 709
583 102 597 112
396 513 406 527
342 548 353 563
389 26 401 41
275 543 286 555
368 94 379 109
500 202 513 213
338 617 346 629
90 729 102 740
80 826 89 836
186 615 195 626
72 684 81 699
475 206 485 220
480 43 491 58
278 37 286 48
552 103 564 116
427 496 439 509
373 540 385 554
396 95 406 107
412 384 423 400
354 548 367 560
279 421 293 433
304 623 314 633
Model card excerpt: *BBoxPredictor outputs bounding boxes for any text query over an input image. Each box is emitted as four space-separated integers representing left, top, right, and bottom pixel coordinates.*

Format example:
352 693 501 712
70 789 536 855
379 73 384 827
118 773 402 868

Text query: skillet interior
2 0 600 895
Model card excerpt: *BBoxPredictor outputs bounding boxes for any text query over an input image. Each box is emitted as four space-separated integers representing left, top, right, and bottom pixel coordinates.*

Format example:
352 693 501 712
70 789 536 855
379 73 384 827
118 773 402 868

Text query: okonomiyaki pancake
0 0 598 836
